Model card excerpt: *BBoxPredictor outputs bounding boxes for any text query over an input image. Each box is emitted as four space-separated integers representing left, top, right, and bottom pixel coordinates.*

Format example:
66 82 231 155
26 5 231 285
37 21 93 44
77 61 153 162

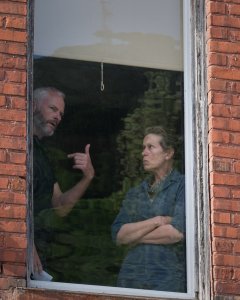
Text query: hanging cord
101 62 105 91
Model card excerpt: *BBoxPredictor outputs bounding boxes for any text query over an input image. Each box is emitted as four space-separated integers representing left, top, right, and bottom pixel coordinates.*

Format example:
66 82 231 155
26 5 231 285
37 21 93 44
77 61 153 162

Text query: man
33 87 95 275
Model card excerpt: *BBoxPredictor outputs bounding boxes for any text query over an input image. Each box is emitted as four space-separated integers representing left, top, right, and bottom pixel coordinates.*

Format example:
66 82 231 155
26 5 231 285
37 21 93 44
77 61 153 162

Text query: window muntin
30 0 195 298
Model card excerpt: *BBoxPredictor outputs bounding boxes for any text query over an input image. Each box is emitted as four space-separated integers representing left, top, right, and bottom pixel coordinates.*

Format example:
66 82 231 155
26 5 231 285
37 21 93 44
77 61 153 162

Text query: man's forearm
52 176 93 217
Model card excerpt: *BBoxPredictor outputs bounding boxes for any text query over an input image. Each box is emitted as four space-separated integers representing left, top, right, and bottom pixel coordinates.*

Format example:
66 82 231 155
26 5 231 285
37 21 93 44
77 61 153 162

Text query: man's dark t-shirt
33 136 57 266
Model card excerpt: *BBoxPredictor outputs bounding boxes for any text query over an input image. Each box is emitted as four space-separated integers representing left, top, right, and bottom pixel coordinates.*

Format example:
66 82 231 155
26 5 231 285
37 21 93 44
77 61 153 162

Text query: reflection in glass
33 57 185 289
34 0 183 71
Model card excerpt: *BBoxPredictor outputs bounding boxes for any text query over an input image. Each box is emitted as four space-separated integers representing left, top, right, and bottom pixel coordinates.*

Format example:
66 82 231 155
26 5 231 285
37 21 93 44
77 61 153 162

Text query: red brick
0 2 27 15
232 214 240 226
207 26 229 40
210 185 231 198
206 2 227 15
232 188 240 199
209 117 229 131
0 29 27 43
2 83 26 96
5 70 26 83
234 241 240 252
0 95 6 107
0 69 5 80
4 234 27 249
208 91 232 105
229 118 240 131
229 54 240 68
209 66 240 81
0 220 26 233
209 129 231 143
233 161 240 173
209 103 232 118
213 266 234 280
231 132 240 144
228 82 238 92
0 149 7 162
230 106 240 118
232 94 240 105
210 144 240 159
233 268 240 280
0 122 26 136
10 177 26 191
212 225 240 239
18 291 164 300
0 234 4 247
0 277 25 290
0 15 4 27
215 281 240 295
208 53 228 66
0 249 26 263
228 28 240 42
211 159 232 172
0 54 26 70
0 137 26 151
0 204 26 219
0 42 26 56
10 97 26 109
2 264 26 277
208 15 240 29
208 78 228 92
211 199 240 213
11 0 27 2
0 177 9 189
213 211 231 224
211 172 240 186
0 163 26 176
5 16 26 30
213 253 240 267
0 108 27 121
0 191 26 204
209 103 240 120
213 238 234 253
9 151 26 164
208 40 240 54
229 4 240 16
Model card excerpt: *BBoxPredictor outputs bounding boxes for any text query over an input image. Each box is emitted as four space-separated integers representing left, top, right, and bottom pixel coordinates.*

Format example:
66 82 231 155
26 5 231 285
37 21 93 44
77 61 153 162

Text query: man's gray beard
33 112 54 138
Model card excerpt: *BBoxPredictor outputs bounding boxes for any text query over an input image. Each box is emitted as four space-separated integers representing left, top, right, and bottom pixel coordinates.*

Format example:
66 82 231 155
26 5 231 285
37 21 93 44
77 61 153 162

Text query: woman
111 126 186 292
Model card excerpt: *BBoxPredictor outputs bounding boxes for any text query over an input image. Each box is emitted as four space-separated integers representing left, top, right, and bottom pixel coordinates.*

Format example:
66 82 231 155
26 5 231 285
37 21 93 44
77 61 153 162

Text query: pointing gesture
67 144 95 180
51 144 95 217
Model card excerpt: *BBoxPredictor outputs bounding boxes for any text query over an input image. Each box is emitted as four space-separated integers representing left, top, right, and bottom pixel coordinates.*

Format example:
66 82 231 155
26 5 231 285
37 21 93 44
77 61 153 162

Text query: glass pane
34 0 183 71
33 0 186 294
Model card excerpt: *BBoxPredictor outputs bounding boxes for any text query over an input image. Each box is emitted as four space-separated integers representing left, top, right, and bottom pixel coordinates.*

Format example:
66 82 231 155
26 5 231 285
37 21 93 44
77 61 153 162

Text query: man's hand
67 144 95 180
52 144 95 217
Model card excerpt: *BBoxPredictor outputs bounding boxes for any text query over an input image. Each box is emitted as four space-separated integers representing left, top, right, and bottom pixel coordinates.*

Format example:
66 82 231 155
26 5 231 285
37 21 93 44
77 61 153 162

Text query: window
29 0 197 298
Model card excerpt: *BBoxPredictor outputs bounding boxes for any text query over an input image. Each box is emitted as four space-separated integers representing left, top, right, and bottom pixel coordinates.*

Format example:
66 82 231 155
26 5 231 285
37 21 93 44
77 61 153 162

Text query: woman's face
142 134 172 173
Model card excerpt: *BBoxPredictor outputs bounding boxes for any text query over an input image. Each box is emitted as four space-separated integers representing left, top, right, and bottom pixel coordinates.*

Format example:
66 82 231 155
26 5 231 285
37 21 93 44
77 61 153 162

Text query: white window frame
27 0 205 299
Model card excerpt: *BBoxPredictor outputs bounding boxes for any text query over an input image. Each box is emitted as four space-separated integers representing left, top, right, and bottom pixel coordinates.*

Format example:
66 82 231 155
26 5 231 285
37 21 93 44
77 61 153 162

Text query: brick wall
1 0 240 299
207 0 240 299
0 0 28 298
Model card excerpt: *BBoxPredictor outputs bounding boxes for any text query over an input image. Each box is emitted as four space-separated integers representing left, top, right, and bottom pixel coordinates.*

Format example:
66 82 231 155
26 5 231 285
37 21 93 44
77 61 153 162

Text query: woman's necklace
148 169 173 199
